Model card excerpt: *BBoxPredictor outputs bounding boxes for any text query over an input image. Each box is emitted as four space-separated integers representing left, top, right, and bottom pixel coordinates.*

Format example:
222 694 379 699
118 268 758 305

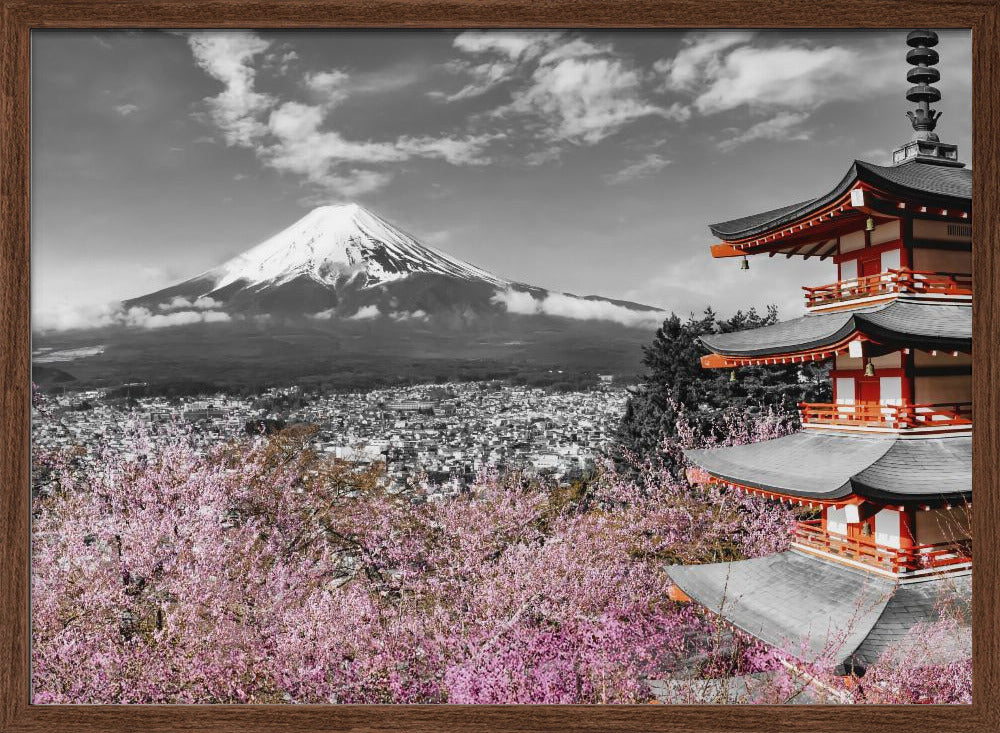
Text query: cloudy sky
32 29 971 330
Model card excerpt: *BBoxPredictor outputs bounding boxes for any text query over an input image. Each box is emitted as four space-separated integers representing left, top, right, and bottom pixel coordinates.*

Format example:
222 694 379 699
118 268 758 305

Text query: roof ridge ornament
892 29 964 167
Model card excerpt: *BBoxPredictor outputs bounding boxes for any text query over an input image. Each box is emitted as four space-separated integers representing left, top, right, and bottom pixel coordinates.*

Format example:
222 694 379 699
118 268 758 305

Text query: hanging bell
740 255 750 271
865 216 876 232
864 360 876 376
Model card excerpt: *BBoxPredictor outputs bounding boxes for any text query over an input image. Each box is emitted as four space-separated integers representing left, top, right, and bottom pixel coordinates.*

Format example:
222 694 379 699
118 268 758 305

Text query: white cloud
502 55 683 144
443 32 681 148
603 153 672 184
716 112 811 151
304 69 351 106
491 288 665 328
186 31 275 146
159 296 222 311
397 134 497 166
267 101 327 142
348 304 381 320
390 310 428 322
492 288 538 314
34 302 122 332
114 103 138 116
185 33 497 196
453 31 559 61
433 61 516 102
686 41 897 115
34 302 232 332
537 37 612 65
651 33 902 152
308 308 335 320
434 33 562 103
259 100 494 192
137 309 232 329
655 32 756 92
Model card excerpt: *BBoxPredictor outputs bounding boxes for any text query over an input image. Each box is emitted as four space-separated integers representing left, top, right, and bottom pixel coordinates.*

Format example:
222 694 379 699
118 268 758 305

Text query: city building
666 30 972 675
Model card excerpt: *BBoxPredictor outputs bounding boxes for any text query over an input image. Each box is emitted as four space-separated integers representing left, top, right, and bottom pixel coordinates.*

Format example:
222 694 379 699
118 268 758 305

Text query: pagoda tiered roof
699 300 970 365
711 159 970 241
708 159 971 259
666 550 970 673
685 431 970 504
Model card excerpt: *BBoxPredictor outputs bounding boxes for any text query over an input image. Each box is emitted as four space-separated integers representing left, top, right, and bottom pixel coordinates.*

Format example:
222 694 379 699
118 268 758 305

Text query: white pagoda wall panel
839 259 858 280
879 377 903 405
827 506 849 537
881 247 901 271
836 377 855 405
874 508 902 549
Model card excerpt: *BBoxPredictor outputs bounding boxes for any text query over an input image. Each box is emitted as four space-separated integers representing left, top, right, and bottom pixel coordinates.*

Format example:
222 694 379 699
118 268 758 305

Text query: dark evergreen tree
616 306 830 471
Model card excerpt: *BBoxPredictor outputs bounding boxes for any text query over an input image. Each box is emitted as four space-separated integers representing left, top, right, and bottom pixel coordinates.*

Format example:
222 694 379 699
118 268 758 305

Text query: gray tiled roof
665 550 970 671
700 300 971 357
851 435 972 500
709 159 972 240
853 572 971 666
685 432 970 501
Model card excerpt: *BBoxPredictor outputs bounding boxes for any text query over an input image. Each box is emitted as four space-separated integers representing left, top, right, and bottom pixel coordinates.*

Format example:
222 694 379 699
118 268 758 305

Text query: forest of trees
616 307 831 471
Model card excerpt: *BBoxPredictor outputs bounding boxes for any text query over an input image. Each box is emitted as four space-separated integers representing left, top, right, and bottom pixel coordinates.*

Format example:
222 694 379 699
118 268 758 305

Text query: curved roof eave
699 301 971 358
665 552 970 671
709 160 972 241
684 432 971 503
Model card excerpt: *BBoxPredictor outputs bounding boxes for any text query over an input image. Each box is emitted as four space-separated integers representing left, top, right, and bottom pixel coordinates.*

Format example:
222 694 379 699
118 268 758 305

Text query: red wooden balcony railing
799 401 972 429
794 519 971 574
803 268 972 308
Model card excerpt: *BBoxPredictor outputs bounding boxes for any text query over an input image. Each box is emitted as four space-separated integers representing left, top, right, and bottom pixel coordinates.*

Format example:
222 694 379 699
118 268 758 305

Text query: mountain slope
125 203 658 323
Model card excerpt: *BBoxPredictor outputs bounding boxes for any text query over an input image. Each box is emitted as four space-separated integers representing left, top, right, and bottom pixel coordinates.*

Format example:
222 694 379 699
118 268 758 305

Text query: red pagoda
666 29 972 675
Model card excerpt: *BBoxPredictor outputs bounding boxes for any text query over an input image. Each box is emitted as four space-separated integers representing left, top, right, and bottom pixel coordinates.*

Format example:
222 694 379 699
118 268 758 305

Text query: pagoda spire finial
891 29 963 167
904 29 942 141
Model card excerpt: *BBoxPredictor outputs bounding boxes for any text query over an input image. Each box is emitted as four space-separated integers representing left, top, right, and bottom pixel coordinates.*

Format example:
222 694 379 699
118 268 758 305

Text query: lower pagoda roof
699 300 970 360
684 431 971 503
666 550 970 672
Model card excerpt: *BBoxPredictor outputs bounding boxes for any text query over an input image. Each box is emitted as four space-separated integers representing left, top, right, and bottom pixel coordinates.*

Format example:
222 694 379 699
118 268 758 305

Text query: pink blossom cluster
31 410 795 704
30 400 970 704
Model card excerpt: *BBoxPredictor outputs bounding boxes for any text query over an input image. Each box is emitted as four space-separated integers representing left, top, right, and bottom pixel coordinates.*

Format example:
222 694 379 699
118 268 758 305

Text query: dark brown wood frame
2 1 998 731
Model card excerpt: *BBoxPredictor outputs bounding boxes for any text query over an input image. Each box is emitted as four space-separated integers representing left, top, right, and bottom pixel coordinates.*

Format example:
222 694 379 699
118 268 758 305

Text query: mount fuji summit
40 204 666 388
127 203 659 325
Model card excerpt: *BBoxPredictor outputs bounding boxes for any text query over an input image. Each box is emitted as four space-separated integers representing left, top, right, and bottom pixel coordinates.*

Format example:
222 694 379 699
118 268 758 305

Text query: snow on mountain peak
206 203 509 292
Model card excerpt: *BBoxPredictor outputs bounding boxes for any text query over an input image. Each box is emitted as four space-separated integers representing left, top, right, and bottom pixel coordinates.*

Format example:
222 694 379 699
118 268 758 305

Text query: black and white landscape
34 202 664 389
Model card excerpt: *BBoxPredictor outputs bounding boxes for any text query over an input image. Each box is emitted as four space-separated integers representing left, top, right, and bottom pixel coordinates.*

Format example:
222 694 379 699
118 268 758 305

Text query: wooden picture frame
2 1 998 731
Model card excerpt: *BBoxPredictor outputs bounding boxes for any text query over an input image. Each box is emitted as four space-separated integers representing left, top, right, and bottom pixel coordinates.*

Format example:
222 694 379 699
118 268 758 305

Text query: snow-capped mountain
205 203 510 292
40 204 667 388
126 203 660 325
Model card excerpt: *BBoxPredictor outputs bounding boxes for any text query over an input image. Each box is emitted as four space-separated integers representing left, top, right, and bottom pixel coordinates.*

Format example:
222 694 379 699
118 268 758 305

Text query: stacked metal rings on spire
905 29 941 105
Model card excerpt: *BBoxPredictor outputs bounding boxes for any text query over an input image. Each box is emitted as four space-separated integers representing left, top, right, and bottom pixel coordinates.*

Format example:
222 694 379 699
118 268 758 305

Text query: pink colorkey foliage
30 397 969 704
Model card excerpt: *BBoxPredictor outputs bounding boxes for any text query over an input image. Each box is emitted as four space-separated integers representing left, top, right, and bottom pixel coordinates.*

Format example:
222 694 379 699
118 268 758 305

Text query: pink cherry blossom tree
30 390 969 704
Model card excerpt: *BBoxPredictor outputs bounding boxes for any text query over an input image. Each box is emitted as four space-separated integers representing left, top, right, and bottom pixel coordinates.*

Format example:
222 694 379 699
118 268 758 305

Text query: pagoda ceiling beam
710 243 746 258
